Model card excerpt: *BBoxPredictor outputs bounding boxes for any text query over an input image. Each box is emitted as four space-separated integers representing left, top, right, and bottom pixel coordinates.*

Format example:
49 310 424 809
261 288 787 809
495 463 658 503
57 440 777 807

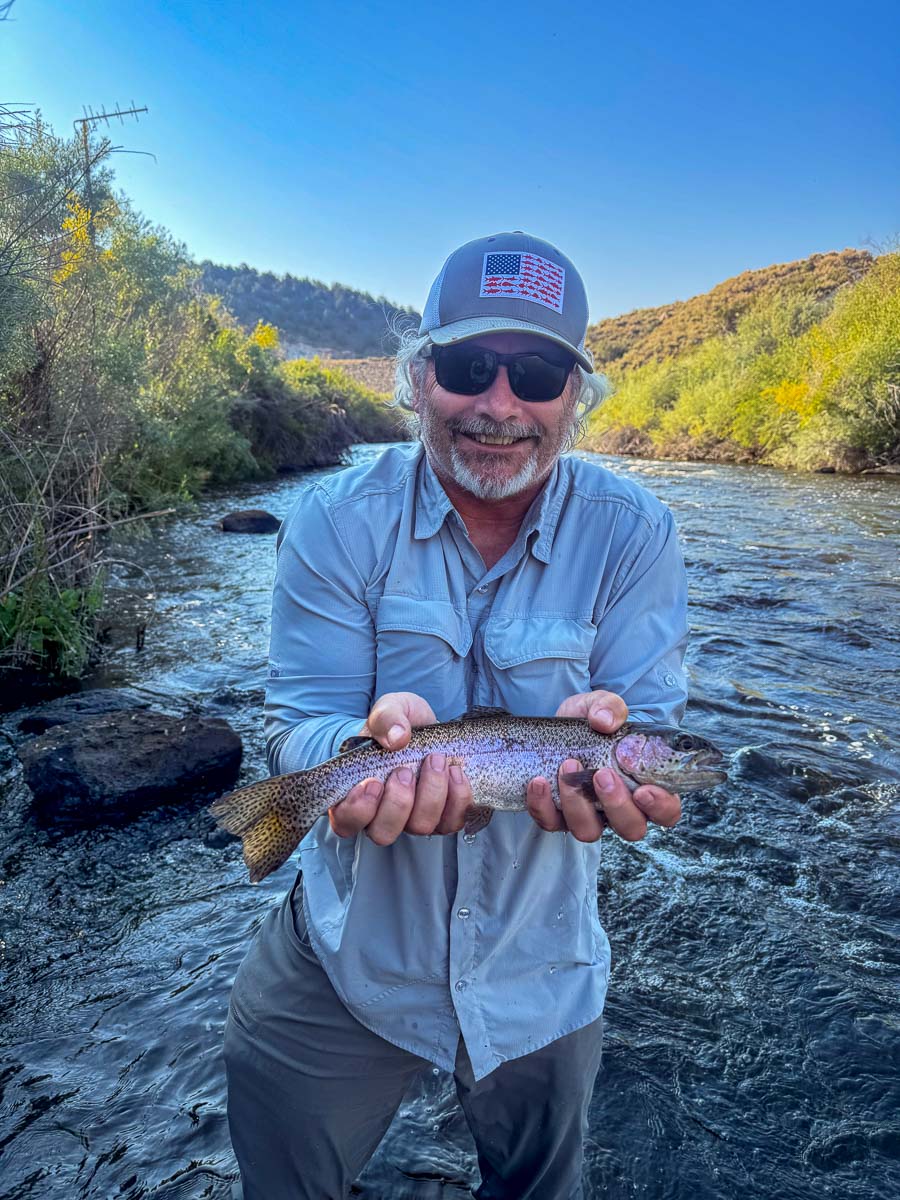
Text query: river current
1 446 898 1200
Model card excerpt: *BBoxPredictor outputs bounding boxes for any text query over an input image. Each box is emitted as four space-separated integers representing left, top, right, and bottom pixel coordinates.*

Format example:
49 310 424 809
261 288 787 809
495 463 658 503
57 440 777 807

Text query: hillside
586 250 873 373
583 248 899 472
317 357 396 395
199 261 421 358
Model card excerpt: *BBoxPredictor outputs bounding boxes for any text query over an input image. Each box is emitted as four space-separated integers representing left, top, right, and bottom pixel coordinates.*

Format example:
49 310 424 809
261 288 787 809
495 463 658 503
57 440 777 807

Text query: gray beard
446 441 543 500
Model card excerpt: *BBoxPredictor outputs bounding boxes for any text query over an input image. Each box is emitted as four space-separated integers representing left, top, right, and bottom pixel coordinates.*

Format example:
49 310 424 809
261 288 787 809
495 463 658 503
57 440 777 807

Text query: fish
210 713 727 883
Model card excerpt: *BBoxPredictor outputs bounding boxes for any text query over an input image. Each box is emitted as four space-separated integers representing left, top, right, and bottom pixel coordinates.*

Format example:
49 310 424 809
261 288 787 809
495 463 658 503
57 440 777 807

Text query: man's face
414 332 579 502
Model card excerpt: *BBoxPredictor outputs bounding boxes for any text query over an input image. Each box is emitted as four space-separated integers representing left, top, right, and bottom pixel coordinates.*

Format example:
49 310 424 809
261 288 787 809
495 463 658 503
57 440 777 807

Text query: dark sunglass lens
435 347 497 395
508 355 571 401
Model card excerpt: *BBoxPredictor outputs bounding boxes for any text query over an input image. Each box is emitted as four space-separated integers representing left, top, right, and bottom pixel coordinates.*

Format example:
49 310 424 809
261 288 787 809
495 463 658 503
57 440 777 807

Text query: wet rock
17 687 152 736
814 466 836 474
218 509 281 534
861 464 900 476
18 710 242 820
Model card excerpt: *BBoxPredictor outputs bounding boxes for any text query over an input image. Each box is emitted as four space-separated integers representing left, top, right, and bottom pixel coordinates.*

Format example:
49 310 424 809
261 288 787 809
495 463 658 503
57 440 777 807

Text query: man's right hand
329 692 473 845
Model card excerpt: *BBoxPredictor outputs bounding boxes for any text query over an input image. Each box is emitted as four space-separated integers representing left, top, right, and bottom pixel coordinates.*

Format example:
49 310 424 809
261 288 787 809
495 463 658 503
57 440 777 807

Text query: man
224 232 688 1199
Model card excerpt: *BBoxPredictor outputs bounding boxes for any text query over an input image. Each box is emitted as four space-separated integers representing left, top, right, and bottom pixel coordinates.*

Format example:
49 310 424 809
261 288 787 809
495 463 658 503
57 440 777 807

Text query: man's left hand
525 690 682 843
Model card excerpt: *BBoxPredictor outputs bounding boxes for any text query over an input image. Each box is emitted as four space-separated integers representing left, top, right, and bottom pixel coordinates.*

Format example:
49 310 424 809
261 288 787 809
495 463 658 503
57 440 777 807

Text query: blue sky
3 0 898 319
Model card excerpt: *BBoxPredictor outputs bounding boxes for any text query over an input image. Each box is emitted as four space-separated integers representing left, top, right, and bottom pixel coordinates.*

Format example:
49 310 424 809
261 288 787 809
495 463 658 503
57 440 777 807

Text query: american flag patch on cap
479 251 566 313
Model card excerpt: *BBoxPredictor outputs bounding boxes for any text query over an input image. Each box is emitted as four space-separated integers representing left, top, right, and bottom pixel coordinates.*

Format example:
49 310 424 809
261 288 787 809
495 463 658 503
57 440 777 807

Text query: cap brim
429 317 594 373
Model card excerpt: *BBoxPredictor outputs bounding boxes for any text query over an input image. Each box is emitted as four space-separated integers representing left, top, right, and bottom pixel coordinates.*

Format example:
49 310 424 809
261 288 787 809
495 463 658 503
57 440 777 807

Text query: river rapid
1 445 898 1200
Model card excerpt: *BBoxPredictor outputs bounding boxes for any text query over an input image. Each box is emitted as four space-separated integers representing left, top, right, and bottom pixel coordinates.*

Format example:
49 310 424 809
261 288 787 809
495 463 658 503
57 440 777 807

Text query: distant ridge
586 249 873 374
199 261 421 359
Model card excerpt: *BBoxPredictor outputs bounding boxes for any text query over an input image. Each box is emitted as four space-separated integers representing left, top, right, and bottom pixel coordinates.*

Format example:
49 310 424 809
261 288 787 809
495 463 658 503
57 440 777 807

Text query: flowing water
1 445 898 1200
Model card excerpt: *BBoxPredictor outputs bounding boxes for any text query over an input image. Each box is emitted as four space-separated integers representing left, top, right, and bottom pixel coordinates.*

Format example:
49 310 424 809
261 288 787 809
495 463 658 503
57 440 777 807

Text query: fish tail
210 777 305 883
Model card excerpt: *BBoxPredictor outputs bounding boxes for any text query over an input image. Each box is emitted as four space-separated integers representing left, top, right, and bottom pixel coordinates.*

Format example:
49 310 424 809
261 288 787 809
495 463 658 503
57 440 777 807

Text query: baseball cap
418 231 594 373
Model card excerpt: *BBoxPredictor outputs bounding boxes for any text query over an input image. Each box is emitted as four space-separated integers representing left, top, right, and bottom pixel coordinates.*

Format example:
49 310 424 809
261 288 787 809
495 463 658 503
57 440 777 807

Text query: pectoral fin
463 806 494 836
561 769 601 803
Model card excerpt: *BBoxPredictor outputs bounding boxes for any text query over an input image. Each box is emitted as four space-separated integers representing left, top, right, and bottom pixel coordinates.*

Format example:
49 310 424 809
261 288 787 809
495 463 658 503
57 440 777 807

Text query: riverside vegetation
0 114 401 689
582 249 900 471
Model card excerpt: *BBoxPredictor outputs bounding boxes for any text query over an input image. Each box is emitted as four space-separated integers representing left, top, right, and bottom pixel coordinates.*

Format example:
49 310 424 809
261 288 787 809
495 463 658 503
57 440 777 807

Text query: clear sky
3 0 899 319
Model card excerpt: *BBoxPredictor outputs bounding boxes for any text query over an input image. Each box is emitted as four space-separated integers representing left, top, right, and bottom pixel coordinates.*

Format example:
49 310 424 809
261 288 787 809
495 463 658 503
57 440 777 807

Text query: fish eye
673 734 696 752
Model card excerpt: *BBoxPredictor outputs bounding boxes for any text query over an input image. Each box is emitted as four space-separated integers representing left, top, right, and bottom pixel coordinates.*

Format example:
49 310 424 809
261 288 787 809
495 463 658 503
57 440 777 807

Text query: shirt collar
414 447 568 564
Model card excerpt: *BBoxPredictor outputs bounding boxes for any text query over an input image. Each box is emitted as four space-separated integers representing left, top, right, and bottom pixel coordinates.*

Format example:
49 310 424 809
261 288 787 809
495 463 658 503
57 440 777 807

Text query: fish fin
338 735 375 754
460 705 512 720
210 777 282 836
210 776 305 882
561 769 600 801
463 805 494 835
241 810 297 883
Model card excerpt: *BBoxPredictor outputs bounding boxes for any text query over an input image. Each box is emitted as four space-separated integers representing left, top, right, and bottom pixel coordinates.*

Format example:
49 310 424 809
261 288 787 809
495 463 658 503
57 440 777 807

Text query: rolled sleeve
590 507 689 726
265 485 376 774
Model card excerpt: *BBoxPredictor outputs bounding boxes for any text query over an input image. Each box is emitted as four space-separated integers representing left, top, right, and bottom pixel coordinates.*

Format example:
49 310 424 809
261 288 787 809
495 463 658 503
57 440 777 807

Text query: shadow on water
1 447 898 1199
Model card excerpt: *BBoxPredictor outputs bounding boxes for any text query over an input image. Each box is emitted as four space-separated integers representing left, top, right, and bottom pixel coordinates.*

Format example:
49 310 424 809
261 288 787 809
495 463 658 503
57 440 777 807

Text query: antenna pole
73 104 149 243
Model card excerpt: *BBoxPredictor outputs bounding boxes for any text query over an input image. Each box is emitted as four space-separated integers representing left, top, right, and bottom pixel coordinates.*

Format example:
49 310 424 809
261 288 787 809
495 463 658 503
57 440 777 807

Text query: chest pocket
372 594 472 720
483 615 596 714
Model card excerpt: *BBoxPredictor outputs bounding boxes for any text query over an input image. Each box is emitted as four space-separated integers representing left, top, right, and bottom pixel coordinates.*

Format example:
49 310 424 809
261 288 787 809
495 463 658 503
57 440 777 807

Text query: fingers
526 776 566 832
435 763 473 835
632 785 682 829
338 756 474 845
329 778 384 838
364 692 438 750
405 753 452 835
557 761 607 842
362 763 416 844
591 768 647 842
554 690 629 733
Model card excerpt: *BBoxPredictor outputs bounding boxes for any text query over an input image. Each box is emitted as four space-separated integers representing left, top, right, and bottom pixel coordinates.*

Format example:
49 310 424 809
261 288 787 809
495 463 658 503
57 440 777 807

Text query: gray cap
418 231 593 372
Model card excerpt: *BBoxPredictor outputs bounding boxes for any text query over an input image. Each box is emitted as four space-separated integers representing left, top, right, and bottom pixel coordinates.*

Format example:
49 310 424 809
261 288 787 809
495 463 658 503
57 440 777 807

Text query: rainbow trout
211 714 727 883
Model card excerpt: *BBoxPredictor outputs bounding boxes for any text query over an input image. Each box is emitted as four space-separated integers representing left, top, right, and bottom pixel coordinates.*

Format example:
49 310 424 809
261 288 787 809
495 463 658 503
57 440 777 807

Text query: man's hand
525 689 682 843
329 692 473 844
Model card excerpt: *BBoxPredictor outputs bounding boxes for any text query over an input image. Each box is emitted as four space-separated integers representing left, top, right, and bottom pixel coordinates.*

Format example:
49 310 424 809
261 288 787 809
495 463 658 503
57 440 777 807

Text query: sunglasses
431 343 576 402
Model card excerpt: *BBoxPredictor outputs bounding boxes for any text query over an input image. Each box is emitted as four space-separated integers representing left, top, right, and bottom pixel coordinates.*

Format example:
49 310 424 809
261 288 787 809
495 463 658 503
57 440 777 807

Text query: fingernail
388 724 405 744
563 758 580 773
364 780 383 800
597 769 616 794
430 752 446 771
591 706 614 728
449 765 463 784
397 766 414 785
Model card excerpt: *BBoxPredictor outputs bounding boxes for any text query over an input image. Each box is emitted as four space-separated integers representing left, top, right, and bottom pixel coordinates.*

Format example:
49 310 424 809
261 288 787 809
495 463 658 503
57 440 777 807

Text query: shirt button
456 907 470 920
476 585 488 594
463 833 476 844
455 980 468 992
664 672 677 686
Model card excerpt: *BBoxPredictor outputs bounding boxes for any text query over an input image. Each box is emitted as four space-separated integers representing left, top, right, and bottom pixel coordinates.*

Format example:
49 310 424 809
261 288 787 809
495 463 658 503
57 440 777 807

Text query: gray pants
224 875 604 1200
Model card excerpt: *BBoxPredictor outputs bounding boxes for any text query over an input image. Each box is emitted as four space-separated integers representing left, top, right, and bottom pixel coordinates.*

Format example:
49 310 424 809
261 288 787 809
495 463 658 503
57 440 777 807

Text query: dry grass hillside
586 249 873 374
319 357 396 396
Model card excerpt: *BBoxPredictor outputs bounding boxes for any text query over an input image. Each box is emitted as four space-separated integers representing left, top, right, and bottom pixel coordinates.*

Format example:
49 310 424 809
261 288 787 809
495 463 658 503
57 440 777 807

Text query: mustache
449 418 542 440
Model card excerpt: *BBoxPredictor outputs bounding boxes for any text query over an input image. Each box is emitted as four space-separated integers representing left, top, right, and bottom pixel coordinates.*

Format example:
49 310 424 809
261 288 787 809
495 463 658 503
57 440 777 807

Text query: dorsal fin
460 705 511 720
338 734 375 754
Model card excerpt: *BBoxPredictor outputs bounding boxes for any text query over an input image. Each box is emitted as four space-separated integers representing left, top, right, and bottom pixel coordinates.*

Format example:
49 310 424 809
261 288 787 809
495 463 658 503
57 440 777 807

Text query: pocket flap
484 615 596 669
375 594 472 659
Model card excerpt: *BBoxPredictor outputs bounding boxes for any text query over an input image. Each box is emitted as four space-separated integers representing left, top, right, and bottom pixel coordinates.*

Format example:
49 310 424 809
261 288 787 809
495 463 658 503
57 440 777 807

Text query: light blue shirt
265 444 688 1080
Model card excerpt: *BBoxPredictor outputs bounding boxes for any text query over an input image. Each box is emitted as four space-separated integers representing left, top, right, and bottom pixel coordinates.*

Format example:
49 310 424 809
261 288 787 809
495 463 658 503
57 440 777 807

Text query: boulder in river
18 710 242 820
218 509 281 534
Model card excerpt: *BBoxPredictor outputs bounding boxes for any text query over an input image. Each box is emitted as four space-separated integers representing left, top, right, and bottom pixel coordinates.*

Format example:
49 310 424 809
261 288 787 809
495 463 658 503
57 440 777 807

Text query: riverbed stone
18 710 242 820
17 687 152 736
218 509 281 534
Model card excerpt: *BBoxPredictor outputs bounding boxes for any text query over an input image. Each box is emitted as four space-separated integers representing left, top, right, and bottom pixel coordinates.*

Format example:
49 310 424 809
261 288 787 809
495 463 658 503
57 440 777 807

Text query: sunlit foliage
585 252 900 471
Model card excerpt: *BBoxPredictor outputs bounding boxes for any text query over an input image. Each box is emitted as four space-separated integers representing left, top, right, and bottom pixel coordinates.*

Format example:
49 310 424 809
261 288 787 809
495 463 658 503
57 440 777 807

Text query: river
1 445 898 1200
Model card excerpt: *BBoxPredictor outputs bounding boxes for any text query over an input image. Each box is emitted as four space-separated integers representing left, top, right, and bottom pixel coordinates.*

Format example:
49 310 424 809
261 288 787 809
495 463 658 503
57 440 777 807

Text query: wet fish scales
210 715 726 883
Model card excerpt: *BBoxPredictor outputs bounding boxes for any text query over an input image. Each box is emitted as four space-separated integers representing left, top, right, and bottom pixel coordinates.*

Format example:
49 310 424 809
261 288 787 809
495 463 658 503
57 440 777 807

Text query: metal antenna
72 104 149 242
